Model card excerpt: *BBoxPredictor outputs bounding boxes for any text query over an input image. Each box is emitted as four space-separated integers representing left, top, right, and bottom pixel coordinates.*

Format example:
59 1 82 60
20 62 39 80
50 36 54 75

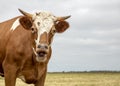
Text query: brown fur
55 21 69 33
0 15 70 86
0 16 51 86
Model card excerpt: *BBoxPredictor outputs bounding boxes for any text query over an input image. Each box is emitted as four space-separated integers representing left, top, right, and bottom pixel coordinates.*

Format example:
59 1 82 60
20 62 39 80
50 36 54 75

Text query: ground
0 72 120 86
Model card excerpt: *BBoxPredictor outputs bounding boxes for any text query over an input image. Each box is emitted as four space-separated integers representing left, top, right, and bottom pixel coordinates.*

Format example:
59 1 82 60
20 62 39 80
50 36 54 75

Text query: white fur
32 47 37 56
10 18 20 31
33 12 56 45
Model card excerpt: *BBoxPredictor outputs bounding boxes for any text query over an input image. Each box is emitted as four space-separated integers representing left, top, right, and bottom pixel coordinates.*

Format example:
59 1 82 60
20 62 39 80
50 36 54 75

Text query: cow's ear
19 17 32 30
55 21 69 33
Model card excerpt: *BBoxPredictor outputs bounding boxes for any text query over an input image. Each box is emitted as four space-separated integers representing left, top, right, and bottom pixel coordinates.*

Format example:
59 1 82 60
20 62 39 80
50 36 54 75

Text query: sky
0 0 120 72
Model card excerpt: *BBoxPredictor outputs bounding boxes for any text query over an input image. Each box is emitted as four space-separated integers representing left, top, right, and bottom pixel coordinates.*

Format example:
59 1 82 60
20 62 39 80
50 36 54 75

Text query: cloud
0 0 120 71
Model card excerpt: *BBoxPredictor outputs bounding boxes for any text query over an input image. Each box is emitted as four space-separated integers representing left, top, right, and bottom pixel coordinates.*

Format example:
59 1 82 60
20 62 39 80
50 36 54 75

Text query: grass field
0 72 120 86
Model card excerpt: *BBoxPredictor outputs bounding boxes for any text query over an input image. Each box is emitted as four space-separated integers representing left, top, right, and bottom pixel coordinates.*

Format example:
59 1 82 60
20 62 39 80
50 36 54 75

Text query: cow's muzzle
36 50 47 57
35 44 49 62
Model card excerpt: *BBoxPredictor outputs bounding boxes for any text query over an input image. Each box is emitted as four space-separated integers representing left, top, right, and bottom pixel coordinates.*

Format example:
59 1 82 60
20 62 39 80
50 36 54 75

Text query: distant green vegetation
0 72 120 86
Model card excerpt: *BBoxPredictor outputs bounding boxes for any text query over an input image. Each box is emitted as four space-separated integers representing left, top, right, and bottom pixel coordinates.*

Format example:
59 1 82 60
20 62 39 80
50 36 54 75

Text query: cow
0 9 70 86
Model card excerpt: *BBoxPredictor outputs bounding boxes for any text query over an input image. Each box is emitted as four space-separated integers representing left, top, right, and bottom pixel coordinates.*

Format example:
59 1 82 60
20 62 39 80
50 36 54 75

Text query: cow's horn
57 15 71 21
18 9 32 18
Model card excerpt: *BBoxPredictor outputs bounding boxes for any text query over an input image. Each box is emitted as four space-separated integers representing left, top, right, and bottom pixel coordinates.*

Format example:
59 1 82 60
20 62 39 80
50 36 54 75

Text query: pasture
0 72 120 86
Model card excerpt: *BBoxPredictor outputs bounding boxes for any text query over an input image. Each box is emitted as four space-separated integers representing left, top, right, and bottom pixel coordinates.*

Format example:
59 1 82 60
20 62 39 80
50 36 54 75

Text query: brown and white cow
0 9 70 86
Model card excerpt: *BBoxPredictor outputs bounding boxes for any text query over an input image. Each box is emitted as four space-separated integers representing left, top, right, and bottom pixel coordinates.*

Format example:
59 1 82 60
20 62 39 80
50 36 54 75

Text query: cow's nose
37 44 48 50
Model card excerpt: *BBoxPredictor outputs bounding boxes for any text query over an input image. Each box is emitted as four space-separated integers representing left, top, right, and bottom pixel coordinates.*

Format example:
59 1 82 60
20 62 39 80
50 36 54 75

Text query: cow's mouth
35 50 48 62
37 51 47 57
32 47 48 62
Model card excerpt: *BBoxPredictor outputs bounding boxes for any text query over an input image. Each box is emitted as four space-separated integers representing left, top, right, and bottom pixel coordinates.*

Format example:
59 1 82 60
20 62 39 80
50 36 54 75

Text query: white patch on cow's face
32 12 57 45
10 18 20 31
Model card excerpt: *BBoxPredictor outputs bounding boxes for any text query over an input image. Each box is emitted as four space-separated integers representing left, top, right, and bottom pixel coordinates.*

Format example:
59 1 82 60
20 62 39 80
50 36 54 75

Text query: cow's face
19 9 70 62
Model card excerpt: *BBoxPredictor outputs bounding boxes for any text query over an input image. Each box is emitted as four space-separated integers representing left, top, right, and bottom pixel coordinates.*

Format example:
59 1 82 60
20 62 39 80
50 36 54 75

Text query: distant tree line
64 70 120 73
48 70 120 73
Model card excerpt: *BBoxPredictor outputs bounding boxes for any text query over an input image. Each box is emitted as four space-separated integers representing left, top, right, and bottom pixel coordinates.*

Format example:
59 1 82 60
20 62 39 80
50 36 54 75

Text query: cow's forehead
33 11 56 45
33 11 57 33
32 11 57 21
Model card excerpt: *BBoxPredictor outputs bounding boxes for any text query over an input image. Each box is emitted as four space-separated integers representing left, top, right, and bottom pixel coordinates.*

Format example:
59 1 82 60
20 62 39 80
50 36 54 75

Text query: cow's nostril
37 44 48 49
44 45 48 49
38 45 41 48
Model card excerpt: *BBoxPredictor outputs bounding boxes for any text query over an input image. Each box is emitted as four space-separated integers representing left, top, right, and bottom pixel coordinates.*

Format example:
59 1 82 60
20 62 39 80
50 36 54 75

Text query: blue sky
0 0 120 72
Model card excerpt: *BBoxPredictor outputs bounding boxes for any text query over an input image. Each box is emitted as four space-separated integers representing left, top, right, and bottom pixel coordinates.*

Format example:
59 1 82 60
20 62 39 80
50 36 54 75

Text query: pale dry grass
45 72 120 86
0 72 120 86
0 78 33 86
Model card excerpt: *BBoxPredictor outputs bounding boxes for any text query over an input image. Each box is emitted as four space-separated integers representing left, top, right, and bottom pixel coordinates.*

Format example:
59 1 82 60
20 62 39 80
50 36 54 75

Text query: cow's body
0 16 51 85
0 9 70 86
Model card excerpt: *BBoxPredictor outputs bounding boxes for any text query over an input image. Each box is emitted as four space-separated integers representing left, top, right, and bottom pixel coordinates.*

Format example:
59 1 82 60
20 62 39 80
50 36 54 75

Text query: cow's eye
31 28 34 31
31 28 36 34
52 29 56 34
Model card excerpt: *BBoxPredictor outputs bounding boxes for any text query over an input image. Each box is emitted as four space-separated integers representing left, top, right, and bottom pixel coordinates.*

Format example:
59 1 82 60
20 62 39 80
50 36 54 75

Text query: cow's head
19 9 70 62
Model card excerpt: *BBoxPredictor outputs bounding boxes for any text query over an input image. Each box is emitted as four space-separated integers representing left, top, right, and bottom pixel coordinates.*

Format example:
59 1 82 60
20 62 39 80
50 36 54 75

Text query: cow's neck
37 63 46 77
